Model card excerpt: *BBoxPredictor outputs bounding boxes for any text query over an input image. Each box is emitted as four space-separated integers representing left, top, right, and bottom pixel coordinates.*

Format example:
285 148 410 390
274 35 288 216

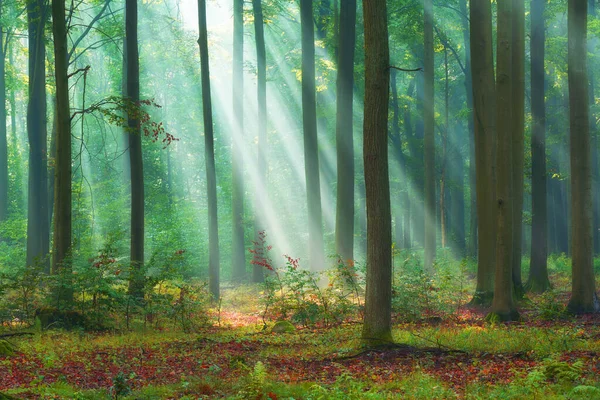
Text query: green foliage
541 357 584 385
109 372 132 399
392 250 468 321
237 361 269 399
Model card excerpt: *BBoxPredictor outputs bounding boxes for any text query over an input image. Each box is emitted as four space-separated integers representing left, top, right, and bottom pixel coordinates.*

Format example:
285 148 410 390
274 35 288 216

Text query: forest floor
1 284 599 400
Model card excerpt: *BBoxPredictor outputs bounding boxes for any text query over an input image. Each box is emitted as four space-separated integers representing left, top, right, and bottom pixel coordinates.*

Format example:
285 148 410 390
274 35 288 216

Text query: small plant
542 357 584 384
109 372 132 399
238 361 269 399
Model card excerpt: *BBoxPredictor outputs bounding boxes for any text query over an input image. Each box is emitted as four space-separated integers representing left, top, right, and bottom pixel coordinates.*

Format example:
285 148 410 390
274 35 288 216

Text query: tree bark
567 0 599 313
361 0 392 347
198 0 220 299
335 0 356 263
252 0 267 283
0 17 7 224
511 0 525 298
423 0 435 273
51 0 73 306
527 0 551 293
231 0 246 282
469 0 496 306
458 0 477 259
489 0 518 321
126 0 145 300
26 0 50 273
300 0 325 271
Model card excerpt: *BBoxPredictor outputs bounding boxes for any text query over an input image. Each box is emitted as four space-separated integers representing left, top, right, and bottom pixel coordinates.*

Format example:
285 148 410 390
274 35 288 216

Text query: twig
0 332 34 338
388 66 423 72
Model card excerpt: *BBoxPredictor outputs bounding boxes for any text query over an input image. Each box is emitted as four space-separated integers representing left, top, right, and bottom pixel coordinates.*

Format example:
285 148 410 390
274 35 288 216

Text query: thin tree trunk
458 0 477 259
589 0 599 255
231 0 246 282
126 0 145 299
511 0 525 298
252 0 267 283
51 0 73 305
334 0 356 262
440 45 448 249
0 20 7 224
300 0 325 271
567 0 599 313
527 0 550 292
198 0 220 299
361 0 392 346
423 0 436 272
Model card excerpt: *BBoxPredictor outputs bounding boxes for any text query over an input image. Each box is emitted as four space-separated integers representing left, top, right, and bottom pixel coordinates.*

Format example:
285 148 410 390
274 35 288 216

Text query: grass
1 254 599 399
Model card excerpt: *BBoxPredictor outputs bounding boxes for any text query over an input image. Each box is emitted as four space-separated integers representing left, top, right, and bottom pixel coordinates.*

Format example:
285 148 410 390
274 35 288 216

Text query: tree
511 0 525 298
300 0 325 271
527 0 551 293
26 0 50 272
126 0 145 299
423 0 435 273
567 0 599 313
458 0 477 259
51 0 73 305
0 8 8 224
231 0 245 282
198 0 220 299
361 0 392 346
489 0 518 321
469 0 496 306
334 0 356 263
252 0 267 284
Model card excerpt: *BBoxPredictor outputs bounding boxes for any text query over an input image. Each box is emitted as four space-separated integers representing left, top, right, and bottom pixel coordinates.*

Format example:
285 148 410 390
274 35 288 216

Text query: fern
543 358 584 384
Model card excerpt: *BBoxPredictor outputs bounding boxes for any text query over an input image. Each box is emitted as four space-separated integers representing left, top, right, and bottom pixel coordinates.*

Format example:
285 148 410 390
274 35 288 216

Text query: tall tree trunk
469 0 496 306
198 0 220 299
589 0 600 255
527 0 550 292
361 0 392 347
458 0 477 259
335 0 356 262
51 0 73 305
440 45 448 249
231 0 246 282
490 0 518 321
567 0 599 313
390 69 405 249
252 0 267 283
126 0 145 300
26 0 49 273
423 0 435 272
511 0 525 298
0 20 7 224
300 0 325 271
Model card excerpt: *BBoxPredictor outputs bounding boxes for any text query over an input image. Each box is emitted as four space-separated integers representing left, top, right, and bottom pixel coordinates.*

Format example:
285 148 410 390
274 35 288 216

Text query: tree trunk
300 0 325 271
423 0 435 272
390 69 405 249
51 0 73 305
527 0 551 293
440 45 448 249
252 0 267 284
198 0 220 299
361 0 392 347
469 0 496 306
589 0 599 255
489 0 518 321
458 0 477 259
231 0 246 282
334 0 356 263
511 0 525 298
0 21 7 224
26 0 50 273
567 0 599 313
126 0 145 300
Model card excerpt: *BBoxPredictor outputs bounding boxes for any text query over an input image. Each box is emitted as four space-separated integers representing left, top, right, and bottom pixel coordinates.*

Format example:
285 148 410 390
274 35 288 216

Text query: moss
270 320 296 334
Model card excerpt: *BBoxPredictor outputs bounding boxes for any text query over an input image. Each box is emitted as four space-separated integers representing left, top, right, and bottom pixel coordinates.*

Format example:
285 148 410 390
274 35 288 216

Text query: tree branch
388 66 423 72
